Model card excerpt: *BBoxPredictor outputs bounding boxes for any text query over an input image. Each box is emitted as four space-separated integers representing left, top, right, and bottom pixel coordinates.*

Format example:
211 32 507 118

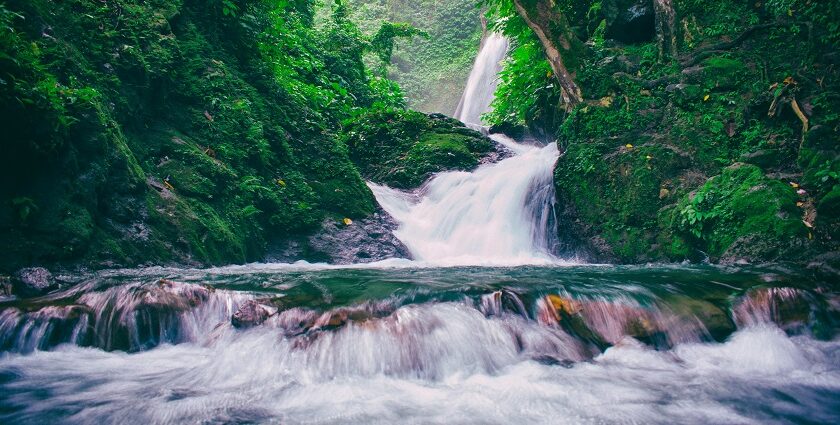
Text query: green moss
0 0 394 271
671 164 807 260
56 204 95 256
701 57 747 90
345 109 493 189
554 138 691 262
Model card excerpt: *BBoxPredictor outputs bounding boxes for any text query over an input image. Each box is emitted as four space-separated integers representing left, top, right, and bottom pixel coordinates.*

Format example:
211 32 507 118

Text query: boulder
12 267 55 297
231 300 277 328
306 210 411 264
666 83 703 106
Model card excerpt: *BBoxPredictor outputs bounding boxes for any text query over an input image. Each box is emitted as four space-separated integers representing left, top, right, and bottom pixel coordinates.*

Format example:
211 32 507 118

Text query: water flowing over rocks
454 34 509 126
0 278 248 352
370 134 562 266
0 265 838 423
2 267 836 358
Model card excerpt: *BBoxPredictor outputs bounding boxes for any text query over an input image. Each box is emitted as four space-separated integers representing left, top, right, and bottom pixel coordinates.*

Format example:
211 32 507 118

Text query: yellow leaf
598 96 613 107
625 144 634 149
342 218 353 226
796 201 804 207
789 182 799 188
276 179 286 187
703 94 710 101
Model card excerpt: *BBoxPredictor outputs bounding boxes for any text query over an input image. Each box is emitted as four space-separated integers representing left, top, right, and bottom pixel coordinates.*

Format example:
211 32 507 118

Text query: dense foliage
484 0 840 264
0 0 419 270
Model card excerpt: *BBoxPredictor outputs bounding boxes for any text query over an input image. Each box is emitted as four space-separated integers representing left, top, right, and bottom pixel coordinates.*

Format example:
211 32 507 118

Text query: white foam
2 303 838 424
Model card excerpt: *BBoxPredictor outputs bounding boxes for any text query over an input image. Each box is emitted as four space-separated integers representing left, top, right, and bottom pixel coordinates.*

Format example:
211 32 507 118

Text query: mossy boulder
670 163 808 262
818 184 840 216
345 110 494 189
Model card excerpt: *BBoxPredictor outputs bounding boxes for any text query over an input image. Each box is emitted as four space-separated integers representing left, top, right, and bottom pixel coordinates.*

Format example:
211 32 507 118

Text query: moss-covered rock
531 0 840 265
344 110 494 189
669 164 808 262
0 0 384 271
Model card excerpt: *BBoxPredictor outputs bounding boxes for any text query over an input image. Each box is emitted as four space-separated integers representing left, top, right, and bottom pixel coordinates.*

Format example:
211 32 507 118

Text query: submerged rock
733 287 812 332
143 279 212 311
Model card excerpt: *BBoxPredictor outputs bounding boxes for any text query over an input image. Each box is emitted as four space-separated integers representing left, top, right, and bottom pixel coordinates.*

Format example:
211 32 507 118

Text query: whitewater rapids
370 135 562 266
1 264 838 424
2 313 838 424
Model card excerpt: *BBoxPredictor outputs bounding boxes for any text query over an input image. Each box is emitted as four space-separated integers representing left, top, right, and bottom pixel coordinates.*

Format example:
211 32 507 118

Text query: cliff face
0 0 383 271
490 0 840 266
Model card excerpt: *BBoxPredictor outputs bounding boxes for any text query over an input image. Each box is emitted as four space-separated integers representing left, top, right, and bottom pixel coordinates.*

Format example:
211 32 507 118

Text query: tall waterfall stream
1 34 838 424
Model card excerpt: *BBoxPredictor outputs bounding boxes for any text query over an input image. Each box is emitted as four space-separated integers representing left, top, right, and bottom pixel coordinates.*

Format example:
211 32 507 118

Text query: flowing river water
1 33 839 424
0 264 839 424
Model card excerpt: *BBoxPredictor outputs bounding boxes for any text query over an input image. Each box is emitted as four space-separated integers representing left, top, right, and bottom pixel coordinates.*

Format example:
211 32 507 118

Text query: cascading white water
371 135 560 265
454 34 509 126
371 31 561 266
2 269 839 424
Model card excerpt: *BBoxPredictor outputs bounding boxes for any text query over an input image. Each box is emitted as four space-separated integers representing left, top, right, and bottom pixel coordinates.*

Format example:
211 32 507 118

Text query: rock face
12 267 55 297
268 209 411 264
307 213 411 264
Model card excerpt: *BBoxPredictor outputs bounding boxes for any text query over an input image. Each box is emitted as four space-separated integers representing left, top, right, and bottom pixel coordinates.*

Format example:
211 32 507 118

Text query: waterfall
371 32 560 265
454 34 509 126
370 135 560 265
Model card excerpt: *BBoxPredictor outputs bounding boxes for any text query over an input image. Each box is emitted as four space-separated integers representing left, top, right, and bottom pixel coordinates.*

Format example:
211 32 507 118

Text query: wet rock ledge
267 209 411 265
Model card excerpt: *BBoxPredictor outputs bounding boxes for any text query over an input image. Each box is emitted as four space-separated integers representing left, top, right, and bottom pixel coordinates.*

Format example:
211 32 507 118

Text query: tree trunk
511 0 584 106
653 0 677 60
